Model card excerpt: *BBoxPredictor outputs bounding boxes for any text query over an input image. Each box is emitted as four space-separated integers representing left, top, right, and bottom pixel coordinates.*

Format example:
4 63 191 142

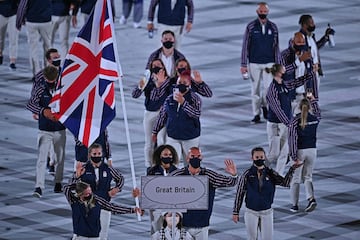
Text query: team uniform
152 89 202 163
27 73 66 194
76 160 125 239
64 178 134 239
241 18 281 120
171 167 238 240
233 165 295 240
132 76 173 167
266 71 315 175
288 99 321 211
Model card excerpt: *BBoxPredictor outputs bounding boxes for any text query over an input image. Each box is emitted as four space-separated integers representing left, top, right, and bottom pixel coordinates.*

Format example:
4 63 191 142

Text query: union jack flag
53 0 119 147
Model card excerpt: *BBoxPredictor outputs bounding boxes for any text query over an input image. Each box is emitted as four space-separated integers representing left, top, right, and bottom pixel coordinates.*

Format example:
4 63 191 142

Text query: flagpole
106 0 141 221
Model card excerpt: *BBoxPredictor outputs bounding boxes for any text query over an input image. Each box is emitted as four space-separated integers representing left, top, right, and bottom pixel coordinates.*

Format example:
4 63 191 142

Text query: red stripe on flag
59 43 101 115
99 68 118 77
83 87 96 147
104 82 115 107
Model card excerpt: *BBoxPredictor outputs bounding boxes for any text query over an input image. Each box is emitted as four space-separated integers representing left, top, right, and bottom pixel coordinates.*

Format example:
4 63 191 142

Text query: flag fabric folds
53 0 118 147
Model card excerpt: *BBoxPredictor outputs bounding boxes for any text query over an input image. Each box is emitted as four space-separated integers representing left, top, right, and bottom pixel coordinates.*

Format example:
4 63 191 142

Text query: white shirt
307 35 319 64
160 52 175 77
295 55 306 93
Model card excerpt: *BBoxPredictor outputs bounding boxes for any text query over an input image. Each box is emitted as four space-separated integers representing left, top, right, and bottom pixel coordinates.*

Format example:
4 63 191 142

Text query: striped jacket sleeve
147 0 159 22
152 101 167 134
288 116 300 160
191 80 213 98
95 195 134 214
186 0 194 23
182 92 201 119
109 167 125 190
16 0 28 30
241 22 252 67
281 48 298 73
26 82 45 115
233 170 249 215
205 169 238 188
283 71 315 90
268 166 295 187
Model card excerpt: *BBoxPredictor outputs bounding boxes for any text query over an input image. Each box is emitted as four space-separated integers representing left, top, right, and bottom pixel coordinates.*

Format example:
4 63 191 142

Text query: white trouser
244 207 273 240
122 0 143 23
36 130 66 189
0 15 19 60
248 63 274 116
143 110 166 167
99 209 111 240
51 15 71 59
157 23 183 49
166 136 200 168
290 148 317 205
187 226 209 240
25 21 52 75
266 121 288 176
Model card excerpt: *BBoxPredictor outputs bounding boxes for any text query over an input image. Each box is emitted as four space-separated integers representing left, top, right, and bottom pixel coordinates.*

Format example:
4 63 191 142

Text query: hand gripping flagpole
106 0 141 221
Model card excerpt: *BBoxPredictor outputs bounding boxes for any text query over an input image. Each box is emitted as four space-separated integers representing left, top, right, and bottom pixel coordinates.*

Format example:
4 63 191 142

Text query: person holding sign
147 144 180 234
170 147 238 240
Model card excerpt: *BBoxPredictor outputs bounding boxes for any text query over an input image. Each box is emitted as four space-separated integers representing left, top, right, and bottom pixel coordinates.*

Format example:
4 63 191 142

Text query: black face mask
84 194 93 201
189 157 201 168
163 41 174 49
91 156 103 164
293 44 307 52
46 81 56 89
177 67 187 74
307 25 316 32
177 84 188 93
254 159 265 167
161 157 173 164
151 66 162 74
52 58 61 67
258 14 267 20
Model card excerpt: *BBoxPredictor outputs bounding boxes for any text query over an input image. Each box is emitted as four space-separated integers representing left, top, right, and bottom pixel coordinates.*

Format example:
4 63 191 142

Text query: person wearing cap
64 180 142 239
147 144 179 234
170 147 238 240
232 147 302 240
151 212 193 240
74 143 124 240
152 70 202 165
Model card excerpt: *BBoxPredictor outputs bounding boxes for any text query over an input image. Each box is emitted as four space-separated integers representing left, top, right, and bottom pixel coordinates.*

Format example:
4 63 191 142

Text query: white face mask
165 215 180 227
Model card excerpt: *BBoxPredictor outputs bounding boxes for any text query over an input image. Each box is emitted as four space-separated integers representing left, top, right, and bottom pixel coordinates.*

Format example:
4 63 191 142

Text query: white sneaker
119 16 126 25
133 22 141 28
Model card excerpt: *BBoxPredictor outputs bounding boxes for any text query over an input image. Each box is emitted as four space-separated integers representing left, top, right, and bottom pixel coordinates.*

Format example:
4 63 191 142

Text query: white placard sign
141 176 209 210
